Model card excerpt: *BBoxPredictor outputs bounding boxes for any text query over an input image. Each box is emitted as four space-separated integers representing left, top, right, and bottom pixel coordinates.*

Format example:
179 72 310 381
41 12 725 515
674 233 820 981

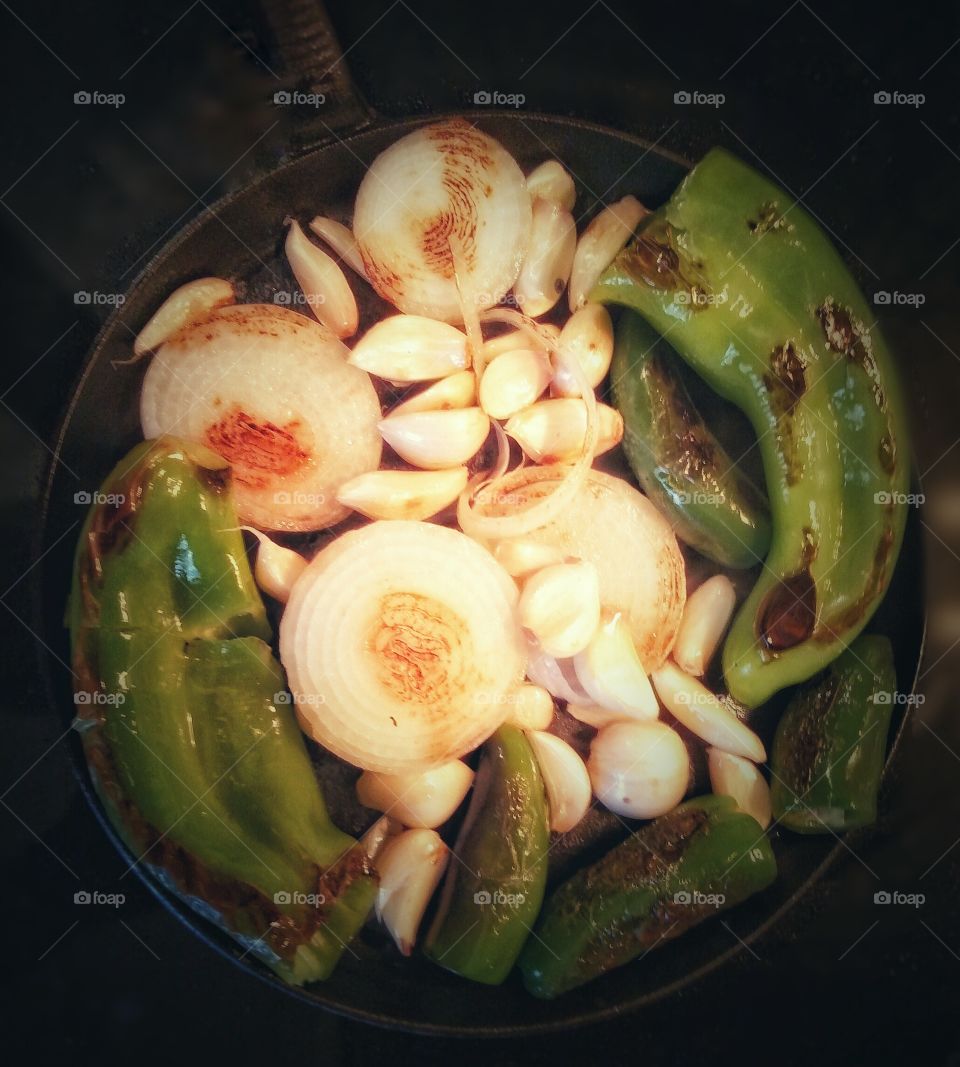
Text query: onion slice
354 119 532 323
279 521 526 773
140 303 382 531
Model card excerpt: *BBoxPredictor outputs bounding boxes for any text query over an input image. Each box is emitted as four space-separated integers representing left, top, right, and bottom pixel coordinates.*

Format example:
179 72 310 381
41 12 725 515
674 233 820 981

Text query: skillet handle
262 0 375 153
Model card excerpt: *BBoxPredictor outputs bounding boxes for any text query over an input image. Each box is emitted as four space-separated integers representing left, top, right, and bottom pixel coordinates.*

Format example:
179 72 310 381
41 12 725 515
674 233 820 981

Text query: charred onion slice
353 119 532 323
279 521 526 773
140 303 382 531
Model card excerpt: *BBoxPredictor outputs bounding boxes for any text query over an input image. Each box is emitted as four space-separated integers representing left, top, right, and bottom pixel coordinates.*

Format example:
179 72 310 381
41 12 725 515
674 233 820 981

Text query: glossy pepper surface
424 724 548 985
611 308 771 568
770 633 898 832
69 437 377 985
519 794 776 998
593 148 909 708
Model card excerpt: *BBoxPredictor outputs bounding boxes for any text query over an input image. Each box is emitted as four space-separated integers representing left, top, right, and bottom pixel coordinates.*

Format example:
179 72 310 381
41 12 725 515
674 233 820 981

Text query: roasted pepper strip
770 634 897 833
423 725 548 985
519 794 776 999
611 309 771 567
69 437 376 985
593 148 909 708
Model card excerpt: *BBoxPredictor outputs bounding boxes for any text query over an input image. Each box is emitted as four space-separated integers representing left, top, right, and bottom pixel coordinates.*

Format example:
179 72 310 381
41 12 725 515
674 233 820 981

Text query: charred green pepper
424 724 548 985
69 437 377 985
611 308 771 567
519 794 776 999
770 633 897 832
593 148 909 708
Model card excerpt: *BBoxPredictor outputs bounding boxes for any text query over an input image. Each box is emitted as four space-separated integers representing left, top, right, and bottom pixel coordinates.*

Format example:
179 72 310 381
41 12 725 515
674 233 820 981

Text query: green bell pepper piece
770 633 898 832
69 437 376 985
611 308 771 567
593 148 910 708
423 724 549 985
519 794 776 999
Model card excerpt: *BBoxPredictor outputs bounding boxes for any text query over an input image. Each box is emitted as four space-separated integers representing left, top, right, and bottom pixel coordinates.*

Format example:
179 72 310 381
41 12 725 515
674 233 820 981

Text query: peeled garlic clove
493 537 565 579
379 408 489 469
505 398 623 464
567 703 628 729
573 613 659 720
673 575 737 677
513 200 576 318
336 467 468 521
550 303 615 397
308 215 368 278
478 348 552 420
525 160 576 212
569 195 648 311
357 761 475 829
350 315 469 382
588 720 690 819
519 561 600 659
284 218 358 338
651 661 766 763
376 828 449 956
527 730 591 833
483 329 536 361
361 814 400 861
708 748 772 830
506 684 555 731
134 277 234 356
240 527 307 603
525 638 594 705
390 370 476 416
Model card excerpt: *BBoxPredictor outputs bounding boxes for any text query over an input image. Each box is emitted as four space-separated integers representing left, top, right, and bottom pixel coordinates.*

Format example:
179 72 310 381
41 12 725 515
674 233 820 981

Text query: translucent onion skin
280 520 527 773
140 303 382 531
354 119 532 323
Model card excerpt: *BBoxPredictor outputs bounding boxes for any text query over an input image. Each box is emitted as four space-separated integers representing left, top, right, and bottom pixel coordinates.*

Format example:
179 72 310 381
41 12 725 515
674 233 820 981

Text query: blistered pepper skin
593 148 909 708
423 725 549 985
69 437 376 985
770 634 898 833
519 795 776 999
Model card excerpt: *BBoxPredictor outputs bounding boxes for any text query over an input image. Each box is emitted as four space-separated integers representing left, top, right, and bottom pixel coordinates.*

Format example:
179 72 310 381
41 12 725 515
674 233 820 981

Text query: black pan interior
36 112 926 1036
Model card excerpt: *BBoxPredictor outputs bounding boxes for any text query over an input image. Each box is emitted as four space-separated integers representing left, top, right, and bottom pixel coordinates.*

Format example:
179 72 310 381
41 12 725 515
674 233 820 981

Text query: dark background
3 0 960 1062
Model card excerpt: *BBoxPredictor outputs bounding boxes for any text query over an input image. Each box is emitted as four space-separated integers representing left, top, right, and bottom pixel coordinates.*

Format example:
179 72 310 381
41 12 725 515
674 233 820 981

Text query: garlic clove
651 661 766 763
550 303 615 397
284 218 359 338
375 828 449 956
573 612 659 720
357 761 475 829
707 748 772 830
513 199 576 318
308 215 369 278
478 348 552 420
360 814 401 861
505 398 623 464
378 408 490 469
519 561 601 659
493 537 565 579
134 277 235 357
506 684 555 731
349 315 469 382
336 467 468 521
568 195 648 311
673 575 737 677
240 526 307 603
389 370 476 417
567 703 629 729
525 160 576 212
526 730 591 833
524 638 595 706
588 720 689 819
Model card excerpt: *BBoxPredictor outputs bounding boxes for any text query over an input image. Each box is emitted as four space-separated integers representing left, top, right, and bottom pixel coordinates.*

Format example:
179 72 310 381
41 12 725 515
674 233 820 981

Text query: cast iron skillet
34 0 926 1037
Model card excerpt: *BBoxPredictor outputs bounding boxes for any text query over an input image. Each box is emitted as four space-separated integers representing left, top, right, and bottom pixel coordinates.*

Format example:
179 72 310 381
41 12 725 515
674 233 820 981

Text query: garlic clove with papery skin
525 160 576 212
505 399 623 464
550 303 615 397
375 828 449 956
133 277 235 357
588 720 689 819
349 315 470 382
478 348 552 420
707 748 772 830
308 215 369 278
284 218 358 338
378 408 490 470
573 613 659 721
240 527 307 603
513 199 576 318
389 370 476 417
568 195 648 312
672 575 737 677
356 761 475 829
526 730 591 833
336 467 468 521
518 561 601 660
